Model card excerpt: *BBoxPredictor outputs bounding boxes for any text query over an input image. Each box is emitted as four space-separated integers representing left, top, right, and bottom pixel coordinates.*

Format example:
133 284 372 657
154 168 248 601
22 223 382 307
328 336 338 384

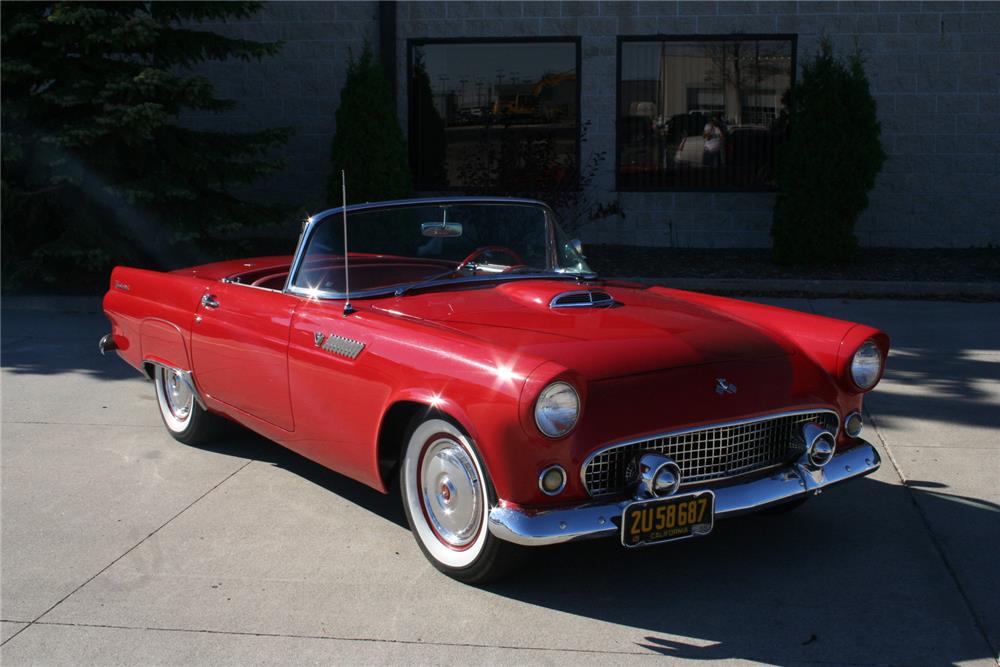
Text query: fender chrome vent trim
549 290 615 309
314 332 365 359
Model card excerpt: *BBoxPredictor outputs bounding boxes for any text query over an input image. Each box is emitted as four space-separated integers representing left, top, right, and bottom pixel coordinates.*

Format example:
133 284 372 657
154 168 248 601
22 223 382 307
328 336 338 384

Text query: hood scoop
549 290 616 309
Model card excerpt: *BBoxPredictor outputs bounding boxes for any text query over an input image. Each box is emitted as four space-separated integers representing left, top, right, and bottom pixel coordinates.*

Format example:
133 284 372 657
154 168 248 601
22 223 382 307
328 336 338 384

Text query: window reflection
618 37 794 190
409 40 579 191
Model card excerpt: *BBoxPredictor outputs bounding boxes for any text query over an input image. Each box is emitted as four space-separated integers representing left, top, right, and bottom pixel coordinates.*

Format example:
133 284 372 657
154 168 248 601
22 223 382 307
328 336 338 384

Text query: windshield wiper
394 268 458 296
394 270 596 297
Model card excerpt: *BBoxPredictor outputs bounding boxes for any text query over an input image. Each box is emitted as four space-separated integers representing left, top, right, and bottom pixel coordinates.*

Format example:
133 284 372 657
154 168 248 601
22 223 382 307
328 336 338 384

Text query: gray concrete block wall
184 1 379 213
195 0 999 248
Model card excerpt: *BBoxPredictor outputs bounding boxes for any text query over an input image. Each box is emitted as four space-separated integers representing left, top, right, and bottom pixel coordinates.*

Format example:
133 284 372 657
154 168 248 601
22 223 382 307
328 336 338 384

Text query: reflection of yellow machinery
490 71 577 123
491 80 541 122
533 70 576 122
491 91 536 119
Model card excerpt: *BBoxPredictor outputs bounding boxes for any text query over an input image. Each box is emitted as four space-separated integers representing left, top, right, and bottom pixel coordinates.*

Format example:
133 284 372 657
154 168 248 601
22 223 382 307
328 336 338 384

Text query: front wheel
153 366 224 445
400 416 524 584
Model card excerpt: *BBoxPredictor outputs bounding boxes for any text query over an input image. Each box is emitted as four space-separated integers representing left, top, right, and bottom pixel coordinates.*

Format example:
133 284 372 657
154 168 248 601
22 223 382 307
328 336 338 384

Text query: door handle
201 294 220 309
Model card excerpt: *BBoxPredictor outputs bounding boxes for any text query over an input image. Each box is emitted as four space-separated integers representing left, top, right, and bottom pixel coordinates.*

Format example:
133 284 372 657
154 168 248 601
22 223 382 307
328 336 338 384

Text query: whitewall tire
153 366 223 445
400 416 523 583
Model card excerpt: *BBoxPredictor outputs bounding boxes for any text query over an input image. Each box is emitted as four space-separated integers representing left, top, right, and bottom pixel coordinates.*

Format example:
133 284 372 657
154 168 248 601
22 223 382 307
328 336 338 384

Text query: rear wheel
399 416 524 584
153 366 223 445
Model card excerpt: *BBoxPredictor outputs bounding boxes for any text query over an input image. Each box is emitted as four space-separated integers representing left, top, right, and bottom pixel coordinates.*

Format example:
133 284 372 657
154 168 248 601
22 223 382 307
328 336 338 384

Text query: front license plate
621 491 715 548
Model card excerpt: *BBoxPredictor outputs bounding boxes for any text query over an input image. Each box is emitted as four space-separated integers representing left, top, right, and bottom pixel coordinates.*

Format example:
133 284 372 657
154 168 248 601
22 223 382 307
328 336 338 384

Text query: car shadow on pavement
478 478 999 664
193 425 999 664
2 308 138 381
187 426 409 530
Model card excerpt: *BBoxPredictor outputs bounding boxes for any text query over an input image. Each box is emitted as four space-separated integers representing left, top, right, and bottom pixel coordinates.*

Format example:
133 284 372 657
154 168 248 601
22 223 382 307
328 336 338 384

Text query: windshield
289 202 592 297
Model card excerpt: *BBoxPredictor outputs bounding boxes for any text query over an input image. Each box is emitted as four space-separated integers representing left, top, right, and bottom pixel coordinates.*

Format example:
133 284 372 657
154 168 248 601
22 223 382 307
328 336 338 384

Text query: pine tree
1 1 292 288
771 39 886 264
329 44 411 204
409 52 447 190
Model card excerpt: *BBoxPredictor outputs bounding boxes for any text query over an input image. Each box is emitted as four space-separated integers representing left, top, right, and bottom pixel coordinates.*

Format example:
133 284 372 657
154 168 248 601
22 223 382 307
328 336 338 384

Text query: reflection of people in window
702 115 724 168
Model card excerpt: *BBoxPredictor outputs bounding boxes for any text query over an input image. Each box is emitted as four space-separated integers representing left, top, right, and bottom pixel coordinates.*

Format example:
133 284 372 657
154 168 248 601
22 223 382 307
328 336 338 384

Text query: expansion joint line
865 407 998 665
0 460 254 648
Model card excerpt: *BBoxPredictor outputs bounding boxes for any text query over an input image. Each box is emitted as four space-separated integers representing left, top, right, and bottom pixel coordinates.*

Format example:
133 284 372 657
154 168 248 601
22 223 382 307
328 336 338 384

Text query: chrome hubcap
165 370 193 421
420 439 482 547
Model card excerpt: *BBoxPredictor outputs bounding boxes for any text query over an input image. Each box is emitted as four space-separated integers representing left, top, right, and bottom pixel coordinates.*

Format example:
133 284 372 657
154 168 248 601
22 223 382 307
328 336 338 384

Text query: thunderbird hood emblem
715 378 738 395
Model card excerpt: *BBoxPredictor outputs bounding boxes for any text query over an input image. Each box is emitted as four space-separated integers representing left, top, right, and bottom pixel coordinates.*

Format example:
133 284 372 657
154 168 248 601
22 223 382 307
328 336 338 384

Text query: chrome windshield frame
282 196 588 300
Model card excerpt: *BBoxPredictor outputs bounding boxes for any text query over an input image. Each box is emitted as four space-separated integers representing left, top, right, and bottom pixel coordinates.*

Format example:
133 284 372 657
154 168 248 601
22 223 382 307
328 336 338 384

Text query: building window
408 39 580 191
617 35 795 191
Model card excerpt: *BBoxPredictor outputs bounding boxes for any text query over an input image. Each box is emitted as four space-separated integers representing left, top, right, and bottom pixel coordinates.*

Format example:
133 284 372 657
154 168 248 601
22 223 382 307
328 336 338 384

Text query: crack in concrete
0 460 254 648
6 619 904 665
3 420 162 428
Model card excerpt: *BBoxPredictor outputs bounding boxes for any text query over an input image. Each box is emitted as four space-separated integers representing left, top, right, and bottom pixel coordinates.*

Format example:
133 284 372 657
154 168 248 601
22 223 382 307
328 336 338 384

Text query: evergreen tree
771 39 886 264
409 52 447 190
1 1 292 288
329 44 411 204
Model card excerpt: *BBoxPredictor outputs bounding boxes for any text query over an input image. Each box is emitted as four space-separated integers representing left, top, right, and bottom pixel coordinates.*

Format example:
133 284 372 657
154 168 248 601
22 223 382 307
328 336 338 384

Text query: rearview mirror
422 222 463 238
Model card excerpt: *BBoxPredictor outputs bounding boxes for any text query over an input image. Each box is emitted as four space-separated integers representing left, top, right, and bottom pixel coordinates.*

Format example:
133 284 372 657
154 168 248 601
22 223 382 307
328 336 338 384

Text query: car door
190 283 297 431
285 299 386 485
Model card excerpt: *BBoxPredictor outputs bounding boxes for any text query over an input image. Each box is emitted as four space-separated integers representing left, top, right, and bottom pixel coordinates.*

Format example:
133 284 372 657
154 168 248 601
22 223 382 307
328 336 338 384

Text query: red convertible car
101 197 888 583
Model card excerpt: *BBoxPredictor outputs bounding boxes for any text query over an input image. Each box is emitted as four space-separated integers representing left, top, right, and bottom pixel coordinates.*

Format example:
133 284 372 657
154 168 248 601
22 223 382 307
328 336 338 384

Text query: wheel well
377 401 434 488
142 361 156 380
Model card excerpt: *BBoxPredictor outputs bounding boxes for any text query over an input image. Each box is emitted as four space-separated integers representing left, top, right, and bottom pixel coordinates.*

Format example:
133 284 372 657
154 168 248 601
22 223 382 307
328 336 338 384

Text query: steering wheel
457 245 526 272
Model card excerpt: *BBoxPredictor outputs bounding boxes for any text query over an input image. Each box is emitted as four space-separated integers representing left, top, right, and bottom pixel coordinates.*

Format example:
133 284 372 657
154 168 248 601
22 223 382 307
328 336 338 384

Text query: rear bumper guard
98 333 118 356
488 441 881 547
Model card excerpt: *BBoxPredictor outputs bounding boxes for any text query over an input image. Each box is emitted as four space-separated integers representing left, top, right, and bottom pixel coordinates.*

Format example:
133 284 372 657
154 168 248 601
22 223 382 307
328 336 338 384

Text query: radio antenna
341 169 355 316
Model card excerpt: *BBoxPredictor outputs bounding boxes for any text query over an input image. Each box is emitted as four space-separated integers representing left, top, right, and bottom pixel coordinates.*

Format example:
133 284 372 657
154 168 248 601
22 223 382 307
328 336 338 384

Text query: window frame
615 33 798 193
406 36 583 193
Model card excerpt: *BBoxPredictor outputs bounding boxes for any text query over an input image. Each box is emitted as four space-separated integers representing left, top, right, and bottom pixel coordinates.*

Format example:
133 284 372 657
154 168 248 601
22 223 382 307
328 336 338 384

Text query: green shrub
329 45 411 204
772 39 886 264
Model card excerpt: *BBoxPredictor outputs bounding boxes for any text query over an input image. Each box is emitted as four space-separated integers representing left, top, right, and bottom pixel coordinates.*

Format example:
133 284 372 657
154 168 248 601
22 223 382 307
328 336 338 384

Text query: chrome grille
583 410 839 497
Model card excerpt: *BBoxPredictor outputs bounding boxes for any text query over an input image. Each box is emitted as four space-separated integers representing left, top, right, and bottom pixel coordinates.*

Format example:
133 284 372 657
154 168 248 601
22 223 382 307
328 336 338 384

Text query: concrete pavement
1 298 998 665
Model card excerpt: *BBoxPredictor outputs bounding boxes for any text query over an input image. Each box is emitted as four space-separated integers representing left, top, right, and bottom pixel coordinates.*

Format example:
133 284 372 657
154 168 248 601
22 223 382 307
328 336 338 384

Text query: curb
615 277 1000 299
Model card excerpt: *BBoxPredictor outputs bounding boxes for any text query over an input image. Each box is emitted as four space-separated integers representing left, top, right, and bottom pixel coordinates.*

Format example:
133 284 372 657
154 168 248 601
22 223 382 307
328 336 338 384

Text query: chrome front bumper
488 441 881 547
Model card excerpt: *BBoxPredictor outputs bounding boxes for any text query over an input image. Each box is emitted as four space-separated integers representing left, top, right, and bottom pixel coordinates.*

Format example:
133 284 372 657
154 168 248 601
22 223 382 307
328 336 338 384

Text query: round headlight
534 381 580 438
850 340 883 390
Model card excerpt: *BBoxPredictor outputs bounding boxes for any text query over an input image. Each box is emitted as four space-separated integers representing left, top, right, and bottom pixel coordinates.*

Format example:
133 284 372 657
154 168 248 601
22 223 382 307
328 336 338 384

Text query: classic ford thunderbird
101 197 888 583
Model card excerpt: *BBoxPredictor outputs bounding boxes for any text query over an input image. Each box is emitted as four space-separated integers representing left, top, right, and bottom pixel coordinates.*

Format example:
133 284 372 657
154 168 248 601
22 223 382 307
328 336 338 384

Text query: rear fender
140 320 192 375
103 266 207 374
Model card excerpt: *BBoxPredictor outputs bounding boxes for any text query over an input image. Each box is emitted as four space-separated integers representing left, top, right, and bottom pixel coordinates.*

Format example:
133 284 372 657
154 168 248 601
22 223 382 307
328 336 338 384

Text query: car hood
371 280 793 380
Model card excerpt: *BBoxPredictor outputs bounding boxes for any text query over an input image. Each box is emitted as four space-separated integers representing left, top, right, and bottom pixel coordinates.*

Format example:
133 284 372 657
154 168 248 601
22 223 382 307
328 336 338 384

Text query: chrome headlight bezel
534 381 580 439
850 340 883 390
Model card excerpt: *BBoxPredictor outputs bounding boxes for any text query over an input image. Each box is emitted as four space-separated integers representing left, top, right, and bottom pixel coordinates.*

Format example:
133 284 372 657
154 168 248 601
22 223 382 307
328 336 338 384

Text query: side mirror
570 238 585 258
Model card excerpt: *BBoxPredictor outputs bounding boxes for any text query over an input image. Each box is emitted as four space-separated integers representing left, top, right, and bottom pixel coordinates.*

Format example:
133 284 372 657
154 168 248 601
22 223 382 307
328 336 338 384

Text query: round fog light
845 412 863 438
637 453 682 498
809 436 836 468
538 465 566 496
653 466 681 496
